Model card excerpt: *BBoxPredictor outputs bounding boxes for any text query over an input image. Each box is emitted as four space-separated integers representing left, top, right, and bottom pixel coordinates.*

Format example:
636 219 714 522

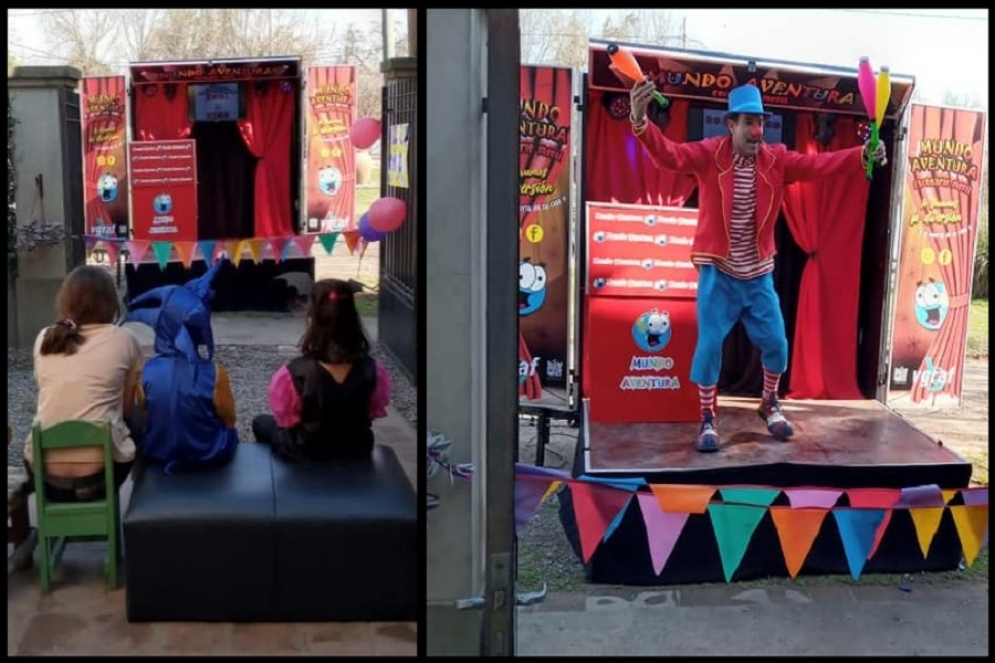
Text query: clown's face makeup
727 113 765 158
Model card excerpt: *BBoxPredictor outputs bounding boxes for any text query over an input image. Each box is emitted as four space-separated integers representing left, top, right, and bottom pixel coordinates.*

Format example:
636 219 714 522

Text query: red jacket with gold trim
634 121 865 264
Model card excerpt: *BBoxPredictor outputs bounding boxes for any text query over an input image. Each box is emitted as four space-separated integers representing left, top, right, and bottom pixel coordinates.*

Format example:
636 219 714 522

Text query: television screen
702 107 783 144
189 83 244 122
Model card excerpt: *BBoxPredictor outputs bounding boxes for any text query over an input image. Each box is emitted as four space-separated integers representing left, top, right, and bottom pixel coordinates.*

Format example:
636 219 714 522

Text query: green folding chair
30 421 122 593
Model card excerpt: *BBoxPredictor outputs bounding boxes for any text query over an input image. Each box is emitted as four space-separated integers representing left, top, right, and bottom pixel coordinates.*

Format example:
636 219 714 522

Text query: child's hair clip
328 291 340 302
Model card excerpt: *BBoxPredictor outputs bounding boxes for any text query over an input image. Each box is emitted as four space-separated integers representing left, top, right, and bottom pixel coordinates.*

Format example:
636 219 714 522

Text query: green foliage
8 91 17 281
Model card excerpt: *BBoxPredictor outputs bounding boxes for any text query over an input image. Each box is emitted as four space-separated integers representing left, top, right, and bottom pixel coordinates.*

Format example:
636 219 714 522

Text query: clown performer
627 79 887 453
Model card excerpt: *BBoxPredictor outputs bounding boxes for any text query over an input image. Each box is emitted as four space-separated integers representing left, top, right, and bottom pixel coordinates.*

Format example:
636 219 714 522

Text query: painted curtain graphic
888 104 986 405
81 76 130 237
519 64 573 397
305 66 357 234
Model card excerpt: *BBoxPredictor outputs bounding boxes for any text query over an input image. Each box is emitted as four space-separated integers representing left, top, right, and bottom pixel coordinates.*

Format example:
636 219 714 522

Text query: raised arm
633 119 711 175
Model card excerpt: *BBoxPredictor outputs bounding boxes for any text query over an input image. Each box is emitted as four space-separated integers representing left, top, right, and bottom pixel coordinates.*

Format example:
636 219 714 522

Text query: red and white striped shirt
695 154 775 280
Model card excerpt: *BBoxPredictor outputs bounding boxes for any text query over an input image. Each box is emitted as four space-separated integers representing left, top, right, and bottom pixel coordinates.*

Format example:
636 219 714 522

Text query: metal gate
60 85 86 269
378 60 418 382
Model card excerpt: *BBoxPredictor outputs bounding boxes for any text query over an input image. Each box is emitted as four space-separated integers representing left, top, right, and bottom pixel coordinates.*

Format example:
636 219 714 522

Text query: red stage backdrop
304 66 357 234
887 104 987 406
519 64 574 397
584 202 700 423
81 76 130 238
128 140 199 243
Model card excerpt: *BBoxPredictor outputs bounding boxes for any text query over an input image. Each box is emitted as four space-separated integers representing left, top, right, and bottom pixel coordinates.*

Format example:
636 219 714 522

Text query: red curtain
907 106 984 403
585 93 697 206
238 84 295 237
134 84 193 141
781 114 869 399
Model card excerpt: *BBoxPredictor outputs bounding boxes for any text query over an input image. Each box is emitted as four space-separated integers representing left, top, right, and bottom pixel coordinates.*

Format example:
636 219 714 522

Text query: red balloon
368 197 408 233
350 117 381 150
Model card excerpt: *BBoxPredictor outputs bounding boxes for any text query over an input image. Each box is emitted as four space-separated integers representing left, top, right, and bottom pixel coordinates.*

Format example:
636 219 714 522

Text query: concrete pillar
425 8 490 656
7 66 84 348
407 8 417 57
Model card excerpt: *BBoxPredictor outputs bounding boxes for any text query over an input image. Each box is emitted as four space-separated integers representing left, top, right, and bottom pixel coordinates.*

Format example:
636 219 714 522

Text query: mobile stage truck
80 57 365 310
541 41 988 586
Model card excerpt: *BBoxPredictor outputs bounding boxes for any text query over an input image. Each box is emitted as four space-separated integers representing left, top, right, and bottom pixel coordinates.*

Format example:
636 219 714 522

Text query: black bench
123 442 417 622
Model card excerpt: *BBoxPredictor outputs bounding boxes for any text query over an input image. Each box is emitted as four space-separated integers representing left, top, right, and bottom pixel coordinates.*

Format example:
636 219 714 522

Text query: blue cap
727 85 766 115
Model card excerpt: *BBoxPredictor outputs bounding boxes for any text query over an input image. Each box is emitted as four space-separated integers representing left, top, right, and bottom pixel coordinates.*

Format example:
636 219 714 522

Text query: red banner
887 104 987 406
585 297 700 423
519 65 574 396
586 202 699 299
128 140 199 243
304 66 357 234
81 76 130 238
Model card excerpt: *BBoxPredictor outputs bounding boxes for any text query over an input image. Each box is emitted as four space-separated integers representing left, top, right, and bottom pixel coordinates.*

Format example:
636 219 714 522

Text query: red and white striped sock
699 384 717 420
762 369 781 402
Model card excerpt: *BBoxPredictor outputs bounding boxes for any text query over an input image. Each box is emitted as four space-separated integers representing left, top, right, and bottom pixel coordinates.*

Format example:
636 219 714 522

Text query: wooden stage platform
578 397 973 489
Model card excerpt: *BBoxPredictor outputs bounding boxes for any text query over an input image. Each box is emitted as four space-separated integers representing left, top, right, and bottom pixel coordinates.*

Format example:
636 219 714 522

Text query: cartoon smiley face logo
153 193 172 215
914 278 949 330
318 166 343 196
97 173 118 203
519 258 548 316
632 308 672 353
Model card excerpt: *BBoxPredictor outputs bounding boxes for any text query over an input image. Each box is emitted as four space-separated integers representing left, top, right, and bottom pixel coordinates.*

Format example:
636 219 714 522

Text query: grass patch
967 299 988 359
354 292 378 318
963 449 990 486
356 166 382 218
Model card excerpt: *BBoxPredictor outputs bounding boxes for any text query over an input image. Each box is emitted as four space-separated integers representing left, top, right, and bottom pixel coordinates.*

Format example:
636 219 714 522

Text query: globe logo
154 194 172 215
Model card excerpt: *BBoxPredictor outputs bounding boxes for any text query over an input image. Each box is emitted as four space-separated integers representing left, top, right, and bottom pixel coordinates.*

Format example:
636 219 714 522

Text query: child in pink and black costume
252 279 392 462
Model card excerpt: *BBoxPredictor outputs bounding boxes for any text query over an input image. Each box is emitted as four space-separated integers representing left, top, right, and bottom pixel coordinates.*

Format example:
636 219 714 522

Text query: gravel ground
6 342 417 468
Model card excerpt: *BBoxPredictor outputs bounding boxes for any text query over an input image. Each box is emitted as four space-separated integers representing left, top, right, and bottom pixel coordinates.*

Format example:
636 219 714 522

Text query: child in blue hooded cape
123 259 239 473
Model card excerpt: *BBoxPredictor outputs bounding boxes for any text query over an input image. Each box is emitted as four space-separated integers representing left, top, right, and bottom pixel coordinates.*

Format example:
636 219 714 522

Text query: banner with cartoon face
81 76 130 238
519 65 574 397
887 104 986 406
304 66 357 234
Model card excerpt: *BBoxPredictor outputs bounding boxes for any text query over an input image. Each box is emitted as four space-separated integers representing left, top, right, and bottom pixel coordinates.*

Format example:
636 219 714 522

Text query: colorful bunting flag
151 241 173 270
515 476 555 534
102 240 121 265
216 239 236 262
707 504 767 582
578 475 647 492
961 488 988 507
342 230 362 254
949 505 988 566
637 493 689 577
941 489 959 505
293 234 317 258
234 240 251 265
833 509 887 580
570 482 635 563
246 238 265 264
125 240 149 266
174 241 196 269
270 237 292 263
720 487 781 507
198 240 217 265
319 232 340 255
908 507 945 559
783 488 843 509
650 484 715 514
84 236 98 252
515 463 572 481
769 507 828 579
896 485 945 508
847 489 900 560
541 481 563 505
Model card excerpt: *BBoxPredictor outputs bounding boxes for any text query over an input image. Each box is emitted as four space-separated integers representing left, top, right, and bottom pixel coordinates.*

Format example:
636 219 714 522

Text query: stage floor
581 397 973 489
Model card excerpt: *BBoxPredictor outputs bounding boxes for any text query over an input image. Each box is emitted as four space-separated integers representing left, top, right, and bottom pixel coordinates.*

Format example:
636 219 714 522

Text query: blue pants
691 265 788 387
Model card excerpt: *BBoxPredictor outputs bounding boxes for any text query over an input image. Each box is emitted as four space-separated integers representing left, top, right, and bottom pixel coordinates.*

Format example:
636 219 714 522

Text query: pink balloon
368 196 408 233
350 117 381 150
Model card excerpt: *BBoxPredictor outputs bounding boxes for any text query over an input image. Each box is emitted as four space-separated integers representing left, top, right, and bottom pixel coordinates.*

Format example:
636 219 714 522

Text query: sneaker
758 398 794 440
695 413 721 453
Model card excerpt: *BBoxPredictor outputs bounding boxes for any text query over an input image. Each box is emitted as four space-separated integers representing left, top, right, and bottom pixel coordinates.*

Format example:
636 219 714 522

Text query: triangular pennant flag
720 488 781 507
908 507 945 559
769 507 828 579
961 488 988 506
571 482 635 563
637 493 689 577
84 236 98 253
540 481 563 506
216 239 237 262
198 240 217 265
102 240 121 265
125 240 149 266
707 504 767 582
578 475 646 492
246 238 265 264
941 489 959 505
784 488 842 509
896 484 945 508
151 241 173 270
293 233 317 258
650 485 715 514
342 230 361 254
317 232 339 255
949 505 988 566
270 237 292 263
233 240 251 265
603 495 633 543
515 463 572 481
515 476 554 534
174 241 196 269
847 489 900 560
832 509 887 580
